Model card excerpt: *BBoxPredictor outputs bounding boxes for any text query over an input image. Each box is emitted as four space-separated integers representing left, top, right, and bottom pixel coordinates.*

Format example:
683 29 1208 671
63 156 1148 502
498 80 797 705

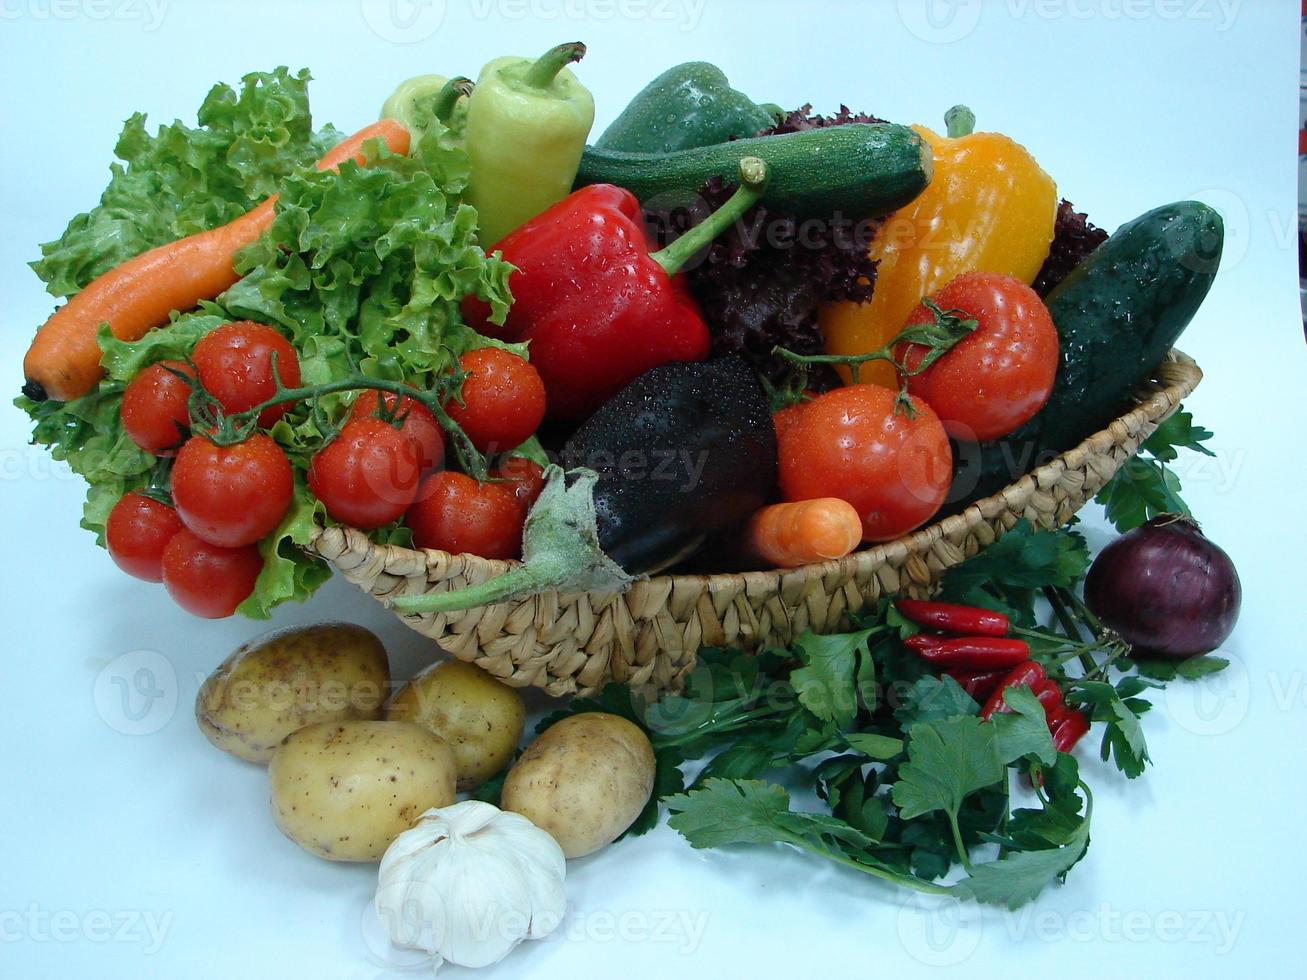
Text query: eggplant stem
391 564 557 614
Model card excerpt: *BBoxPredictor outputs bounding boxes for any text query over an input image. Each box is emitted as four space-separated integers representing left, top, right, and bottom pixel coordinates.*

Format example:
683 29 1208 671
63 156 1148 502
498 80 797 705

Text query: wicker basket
310 350 1201 697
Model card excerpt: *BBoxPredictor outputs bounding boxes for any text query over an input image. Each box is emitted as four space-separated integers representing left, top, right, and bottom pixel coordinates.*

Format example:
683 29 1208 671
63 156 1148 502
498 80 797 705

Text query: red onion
1084 515 1241 659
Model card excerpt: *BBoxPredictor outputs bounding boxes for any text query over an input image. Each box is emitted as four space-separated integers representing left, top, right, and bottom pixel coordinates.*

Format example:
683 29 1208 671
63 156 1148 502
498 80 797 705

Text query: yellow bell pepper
820 106 1057 386
466 42 595 247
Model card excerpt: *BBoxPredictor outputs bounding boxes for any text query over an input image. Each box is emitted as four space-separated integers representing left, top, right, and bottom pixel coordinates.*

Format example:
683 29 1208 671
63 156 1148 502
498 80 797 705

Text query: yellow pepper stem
523 42 586 89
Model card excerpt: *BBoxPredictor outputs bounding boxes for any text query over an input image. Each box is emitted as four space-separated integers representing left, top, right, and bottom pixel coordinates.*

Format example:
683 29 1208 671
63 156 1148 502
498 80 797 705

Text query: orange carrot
23 119 410 403
745 497 862 568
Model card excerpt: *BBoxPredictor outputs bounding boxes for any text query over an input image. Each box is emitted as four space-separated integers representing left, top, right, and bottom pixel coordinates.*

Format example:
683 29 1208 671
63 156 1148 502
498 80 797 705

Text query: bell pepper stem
523 41 587 89
433 76 473 123
650 157 770 277
945 104 976 138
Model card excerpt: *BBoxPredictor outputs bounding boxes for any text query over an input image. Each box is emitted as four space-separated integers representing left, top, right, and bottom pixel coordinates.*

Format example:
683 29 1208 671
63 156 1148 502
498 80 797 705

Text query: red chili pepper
1050 707 1091 753
980 661 1046 720
896 599 1009 637
944 667 1009 700
1045 702 1073 730
1030 677 1063 712
461 159 769 422
904 634 1030 669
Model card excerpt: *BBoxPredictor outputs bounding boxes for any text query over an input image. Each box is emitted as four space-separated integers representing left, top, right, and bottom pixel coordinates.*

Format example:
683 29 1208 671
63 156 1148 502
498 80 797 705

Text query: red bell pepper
462 158 770 421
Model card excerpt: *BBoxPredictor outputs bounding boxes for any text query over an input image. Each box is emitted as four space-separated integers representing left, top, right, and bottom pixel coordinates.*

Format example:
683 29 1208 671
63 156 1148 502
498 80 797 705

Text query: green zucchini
952 200 1223 505
576 123 932 218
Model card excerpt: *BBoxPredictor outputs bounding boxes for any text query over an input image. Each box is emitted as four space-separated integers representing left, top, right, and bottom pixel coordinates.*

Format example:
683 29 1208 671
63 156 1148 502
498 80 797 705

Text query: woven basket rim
310 349 1200 597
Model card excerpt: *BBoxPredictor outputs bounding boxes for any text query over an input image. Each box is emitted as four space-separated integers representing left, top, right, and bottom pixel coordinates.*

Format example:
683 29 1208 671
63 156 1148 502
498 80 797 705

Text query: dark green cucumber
951 200 1222 506
576 123 932 218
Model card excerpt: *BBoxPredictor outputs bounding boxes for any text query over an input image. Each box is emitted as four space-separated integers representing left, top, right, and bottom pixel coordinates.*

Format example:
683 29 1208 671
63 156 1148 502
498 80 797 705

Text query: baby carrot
745 497 862 568
22 119 409 403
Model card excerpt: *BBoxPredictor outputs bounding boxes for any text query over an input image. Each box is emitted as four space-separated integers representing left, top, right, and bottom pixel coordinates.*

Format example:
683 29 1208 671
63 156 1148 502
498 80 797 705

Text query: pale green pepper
380 75 472 144
465 42 595 247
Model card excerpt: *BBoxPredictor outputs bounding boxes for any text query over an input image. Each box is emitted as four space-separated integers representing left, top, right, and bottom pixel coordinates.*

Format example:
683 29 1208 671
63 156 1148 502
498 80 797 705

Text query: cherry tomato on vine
171 434 293 547
777 384 952 543
161 529 263 618
120 360 195 456
105 491 185 582
895 272 1058 442
493 456 545 512
405 471 524 559
349 390 444 475
308 418 422 530
192 321 301 428
443 348 546 453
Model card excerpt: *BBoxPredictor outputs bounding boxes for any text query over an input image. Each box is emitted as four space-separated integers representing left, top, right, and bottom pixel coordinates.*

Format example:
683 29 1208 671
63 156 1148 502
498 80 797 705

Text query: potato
268 720 456 862
196 623 390 763
387 660 525 792
501 713 655 859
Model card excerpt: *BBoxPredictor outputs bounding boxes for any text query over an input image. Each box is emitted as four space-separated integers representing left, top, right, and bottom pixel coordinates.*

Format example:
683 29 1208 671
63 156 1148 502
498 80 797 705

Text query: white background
2 1 1305 977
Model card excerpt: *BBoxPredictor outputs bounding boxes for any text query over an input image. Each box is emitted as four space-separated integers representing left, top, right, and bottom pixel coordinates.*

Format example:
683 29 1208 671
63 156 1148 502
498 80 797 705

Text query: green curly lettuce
19 69 513 618
32 68 337 298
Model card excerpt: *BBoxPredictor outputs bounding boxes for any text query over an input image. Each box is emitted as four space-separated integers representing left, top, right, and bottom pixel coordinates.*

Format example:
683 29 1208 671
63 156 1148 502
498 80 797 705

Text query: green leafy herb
1068 680 1152 778
1095 408 1215 532
990 686 1057 768
1129 654 1229 682
956 812 1090 909
938 520 1090 626
790 628 876 728
891 716 1004 825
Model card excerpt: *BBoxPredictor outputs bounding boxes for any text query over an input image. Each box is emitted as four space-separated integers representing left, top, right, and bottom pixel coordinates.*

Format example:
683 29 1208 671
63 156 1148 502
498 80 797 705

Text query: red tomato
444 348 546 453
494 456 546 512
406 471 524 559
896 272 1059 442
120 360 195 456
171 434 293 547
778 384 952 542
105 491 185 582
161 529 263 618
192 321 301 428
349 389 444 474
772 401 810 443
309 418 422 529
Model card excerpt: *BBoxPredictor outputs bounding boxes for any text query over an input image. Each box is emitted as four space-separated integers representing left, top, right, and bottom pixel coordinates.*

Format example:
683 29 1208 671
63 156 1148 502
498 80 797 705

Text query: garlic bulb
374 800 567 972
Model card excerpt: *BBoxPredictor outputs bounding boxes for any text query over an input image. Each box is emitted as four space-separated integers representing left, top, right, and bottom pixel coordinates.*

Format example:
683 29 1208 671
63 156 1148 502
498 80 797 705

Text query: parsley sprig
480 504 1226 907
